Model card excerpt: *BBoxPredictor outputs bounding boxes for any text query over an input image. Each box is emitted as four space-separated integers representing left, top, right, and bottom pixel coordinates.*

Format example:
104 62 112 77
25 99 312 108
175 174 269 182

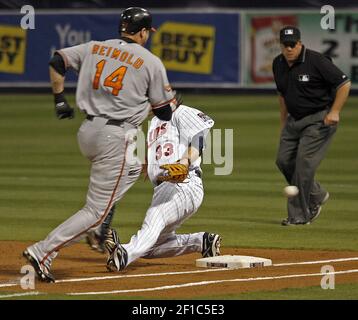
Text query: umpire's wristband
54 91 67 104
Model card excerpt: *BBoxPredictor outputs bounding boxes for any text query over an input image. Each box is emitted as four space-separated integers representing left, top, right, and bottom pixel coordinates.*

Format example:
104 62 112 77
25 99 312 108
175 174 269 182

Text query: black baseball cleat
23 249 55 283
202 232 222 258
106 245 128 272
104 228 120 253
309 192 330 223
104 228 128 272
281 218 310 226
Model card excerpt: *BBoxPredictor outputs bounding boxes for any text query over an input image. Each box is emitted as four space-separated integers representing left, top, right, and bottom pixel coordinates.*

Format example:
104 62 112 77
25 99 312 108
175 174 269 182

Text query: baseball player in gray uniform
23 7 176 282
104 102 222 271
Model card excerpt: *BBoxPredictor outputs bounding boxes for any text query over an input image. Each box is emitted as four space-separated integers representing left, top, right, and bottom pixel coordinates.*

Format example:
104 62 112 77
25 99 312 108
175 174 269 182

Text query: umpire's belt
86 115 125 127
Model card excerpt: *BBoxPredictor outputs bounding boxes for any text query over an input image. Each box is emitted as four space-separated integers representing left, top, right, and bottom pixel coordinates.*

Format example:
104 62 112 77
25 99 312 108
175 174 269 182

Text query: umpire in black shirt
272 26 351 226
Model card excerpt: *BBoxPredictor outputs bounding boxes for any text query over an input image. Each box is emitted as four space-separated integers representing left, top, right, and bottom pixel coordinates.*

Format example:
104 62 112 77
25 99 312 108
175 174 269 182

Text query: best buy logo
0 24 27 74
151 22 215 74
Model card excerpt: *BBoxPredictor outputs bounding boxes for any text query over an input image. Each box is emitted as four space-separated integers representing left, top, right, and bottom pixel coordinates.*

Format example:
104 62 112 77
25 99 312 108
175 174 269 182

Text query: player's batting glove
158 163 189 183
54 91 74 120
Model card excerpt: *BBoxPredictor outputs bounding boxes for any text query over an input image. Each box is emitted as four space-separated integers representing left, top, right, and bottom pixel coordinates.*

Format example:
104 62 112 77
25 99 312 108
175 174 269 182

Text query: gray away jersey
58 38 175 127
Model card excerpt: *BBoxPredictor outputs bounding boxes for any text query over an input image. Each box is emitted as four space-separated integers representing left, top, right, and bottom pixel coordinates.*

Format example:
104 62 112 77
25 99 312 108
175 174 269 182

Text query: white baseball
283 185 299 198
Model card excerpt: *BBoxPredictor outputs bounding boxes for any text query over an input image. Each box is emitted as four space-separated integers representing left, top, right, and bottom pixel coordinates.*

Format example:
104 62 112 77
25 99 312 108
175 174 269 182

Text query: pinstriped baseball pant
28 117 141 269
123 173 205 266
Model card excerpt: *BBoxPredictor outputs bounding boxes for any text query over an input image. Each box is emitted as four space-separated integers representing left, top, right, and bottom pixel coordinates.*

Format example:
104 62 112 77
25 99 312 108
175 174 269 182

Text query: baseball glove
158 164 189 183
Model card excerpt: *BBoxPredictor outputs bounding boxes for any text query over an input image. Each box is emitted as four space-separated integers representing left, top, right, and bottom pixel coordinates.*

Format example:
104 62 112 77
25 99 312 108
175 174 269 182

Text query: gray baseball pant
28 117 141 269
276 109 337 222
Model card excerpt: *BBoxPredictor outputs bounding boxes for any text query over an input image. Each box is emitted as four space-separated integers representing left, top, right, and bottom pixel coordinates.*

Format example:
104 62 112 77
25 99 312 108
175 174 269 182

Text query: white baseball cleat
23 248 55 283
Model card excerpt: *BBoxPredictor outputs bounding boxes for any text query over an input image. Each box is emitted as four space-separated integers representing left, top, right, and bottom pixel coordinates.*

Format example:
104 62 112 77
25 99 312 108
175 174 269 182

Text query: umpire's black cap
119 7 156 35
280 26 301 43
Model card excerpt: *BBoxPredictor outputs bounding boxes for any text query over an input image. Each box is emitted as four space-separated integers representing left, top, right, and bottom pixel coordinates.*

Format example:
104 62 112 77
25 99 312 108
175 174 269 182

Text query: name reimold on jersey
147 105 214 185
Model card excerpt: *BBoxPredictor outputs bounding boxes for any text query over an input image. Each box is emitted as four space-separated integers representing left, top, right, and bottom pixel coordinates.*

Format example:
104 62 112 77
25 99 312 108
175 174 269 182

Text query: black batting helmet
119 7 156 35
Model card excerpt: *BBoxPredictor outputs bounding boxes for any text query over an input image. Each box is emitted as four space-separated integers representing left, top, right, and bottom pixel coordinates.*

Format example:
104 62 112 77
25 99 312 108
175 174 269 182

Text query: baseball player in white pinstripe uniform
104 103 222 271
23 7 176 282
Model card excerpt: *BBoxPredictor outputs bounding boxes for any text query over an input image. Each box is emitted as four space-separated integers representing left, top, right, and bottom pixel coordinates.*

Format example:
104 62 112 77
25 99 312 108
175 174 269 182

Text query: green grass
0 94 358 251
1 94 358 300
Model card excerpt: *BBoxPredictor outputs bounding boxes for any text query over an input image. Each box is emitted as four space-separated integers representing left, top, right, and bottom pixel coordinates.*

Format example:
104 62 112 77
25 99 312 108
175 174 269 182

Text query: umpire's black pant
276 109 337 223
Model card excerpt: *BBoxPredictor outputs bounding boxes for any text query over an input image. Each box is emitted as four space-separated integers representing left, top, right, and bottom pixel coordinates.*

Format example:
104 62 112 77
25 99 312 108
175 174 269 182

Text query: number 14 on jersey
92 59 127 96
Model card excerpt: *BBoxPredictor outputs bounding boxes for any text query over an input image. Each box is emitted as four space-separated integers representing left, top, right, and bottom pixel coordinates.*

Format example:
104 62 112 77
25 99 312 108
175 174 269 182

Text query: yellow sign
151 22 215 74
0 25 27 74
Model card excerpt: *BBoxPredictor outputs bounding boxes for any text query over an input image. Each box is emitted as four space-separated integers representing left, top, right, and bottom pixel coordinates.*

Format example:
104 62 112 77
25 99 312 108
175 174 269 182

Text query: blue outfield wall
1 9 357 89
0 11 240 88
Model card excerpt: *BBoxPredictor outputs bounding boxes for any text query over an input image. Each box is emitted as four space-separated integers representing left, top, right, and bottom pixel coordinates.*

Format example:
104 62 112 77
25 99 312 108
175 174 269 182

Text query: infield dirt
0 241 357 299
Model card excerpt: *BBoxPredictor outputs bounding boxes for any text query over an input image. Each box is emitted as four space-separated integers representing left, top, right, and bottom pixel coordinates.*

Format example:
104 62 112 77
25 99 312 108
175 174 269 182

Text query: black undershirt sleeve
153 105 173 121
49 53 66 76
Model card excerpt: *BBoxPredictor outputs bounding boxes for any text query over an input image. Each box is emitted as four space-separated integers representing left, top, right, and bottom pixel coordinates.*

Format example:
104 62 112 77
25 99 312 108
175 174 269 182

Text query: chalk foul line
0 291 42 299
273 257 358 267
67 268 358 296
1 268 358 299
1 256 358 295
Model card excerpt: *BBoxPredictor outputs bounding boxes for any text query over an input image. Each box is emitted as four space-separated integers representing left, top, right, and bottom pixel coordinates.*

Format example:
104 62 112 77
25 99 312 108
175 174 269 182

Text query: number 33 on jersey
147 105 214 185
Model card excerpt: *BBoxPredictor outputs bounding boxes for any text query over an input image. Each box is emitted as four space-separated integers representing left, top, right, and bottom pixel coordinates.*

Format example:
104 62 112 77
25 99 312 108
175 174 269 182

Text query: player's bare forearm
331 81 351 113
324 81 351 125
179 146 200 166
49 66 65 94
278 95 288 131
